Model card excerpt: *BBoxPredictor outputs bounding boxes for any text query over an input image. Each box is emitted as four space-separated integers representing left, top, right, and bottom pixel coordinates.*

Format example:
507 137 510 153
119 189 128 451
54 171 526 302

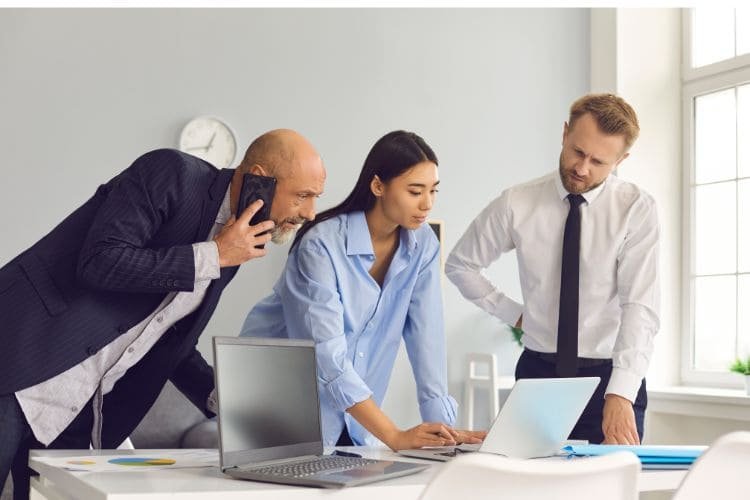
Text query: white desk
29 447 687 500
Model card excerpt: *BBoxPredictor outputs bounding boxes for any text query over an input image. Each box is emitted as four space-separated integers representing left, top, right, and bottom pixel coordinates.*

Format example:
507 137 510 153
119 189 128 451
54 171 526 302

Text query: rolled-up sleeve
445 191 524 325
278 241 373 412
404 239 457 425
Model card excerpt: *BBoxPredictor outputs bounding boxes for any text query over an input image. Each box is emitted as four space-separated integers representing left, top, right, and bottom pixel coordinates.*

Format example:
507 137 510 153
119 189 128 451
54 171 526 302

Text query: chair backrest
419 451 640 500
672 431 750 500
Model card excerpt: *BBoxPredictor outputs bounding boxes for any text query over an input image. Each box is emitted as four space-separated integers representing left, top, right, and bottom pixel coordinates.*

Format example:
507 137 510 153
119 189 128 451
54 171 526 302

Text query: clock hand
206 131 217 150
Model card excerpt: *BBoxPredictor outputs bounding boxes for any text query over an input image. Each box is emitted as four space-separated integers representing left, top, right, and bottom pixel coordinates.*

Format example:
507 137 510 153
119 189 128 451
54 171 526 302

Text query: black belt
524 348 611 368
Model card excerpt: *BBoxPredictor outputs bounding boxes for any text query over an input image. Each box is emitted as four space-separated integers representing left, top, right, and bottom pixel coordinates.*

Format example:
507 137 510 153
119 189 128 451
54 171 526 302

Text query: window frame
682 9 750 388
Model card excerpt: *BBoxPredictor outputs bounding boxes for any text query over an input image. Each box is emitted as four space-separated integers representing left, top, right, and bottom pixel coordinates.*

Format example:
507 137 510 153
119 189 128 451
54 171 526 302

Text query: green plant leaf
729 357 750 375
510 326 524 347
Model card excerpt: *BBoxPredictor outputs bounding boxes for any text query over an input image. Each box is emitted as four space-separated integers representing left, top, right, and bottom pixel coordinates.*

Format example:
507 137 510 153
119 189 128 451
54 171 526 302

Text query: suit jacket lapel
195 168 235 241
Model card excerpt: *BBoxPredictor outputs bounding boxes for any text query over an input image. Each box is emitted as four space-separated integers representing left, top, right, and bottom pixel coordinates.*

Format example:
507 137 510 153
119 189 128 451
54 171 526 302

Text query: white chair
463 353 514 430
672 431 750 499
463 353 499 430
419 451 640 500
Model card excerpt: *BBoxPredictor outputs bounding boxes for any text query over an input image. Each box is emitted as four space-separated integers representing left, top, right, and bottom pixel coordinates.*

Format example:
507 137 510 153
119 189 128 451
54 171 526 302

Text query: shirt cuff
325 366 373 412
192 242 221 282
419 394 458 426
605 367 643 403
495 296 524 326
206 388 218 415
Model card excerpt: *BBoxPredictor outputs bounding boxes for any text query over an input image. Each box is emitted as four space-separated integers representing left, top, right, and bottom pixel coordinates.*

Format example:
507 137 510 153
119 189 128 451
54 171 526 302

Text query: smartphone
236 173 277 248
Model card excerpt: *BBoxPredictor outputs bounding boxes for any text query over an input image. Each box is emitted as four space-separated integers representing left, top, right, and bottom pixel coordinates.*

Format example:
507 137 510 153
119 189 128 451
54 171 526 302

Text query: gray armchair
129 381 219 449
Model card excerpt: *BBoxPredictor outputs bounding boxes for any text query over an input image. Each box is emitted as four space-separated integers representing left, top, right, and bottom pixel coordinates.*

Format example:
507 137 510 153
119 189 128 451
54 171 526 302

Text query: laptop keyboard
249 456 380 478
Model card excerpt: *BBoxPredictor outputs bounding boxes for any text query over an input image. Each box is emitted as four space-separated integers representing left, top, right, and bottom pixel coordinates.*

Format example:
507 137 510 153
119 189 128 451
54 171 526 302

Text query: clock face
179 116 237 168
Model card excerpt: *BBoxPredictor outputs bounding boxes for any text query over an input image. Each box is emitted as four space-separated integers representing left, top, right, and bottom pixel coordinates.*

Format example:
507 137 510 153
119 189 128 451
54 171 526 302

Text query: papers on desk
562 444 707 470
34 449 218 472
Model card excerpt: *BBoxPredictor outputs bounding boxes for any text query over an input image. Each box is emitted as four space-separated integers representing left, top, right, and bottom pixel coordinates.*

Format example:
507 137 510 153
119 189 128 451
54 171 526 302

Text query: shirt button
71 406 78 413
358 352 364 358
156 316 164 323
127 347 135 354
86 346 98 356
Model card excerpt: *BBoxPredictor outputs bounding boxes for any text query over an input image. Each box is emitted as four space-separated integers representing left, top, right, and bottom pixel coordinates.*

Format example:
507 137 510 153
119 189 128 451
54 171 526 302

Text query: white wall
0 8 589 429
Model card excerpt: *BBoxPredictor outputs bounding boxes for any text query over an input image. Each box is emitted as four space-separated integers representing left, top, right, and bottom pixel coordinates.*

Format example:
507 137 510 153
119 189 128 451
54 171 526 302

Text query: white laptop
212 336 428 488
399 377 600 461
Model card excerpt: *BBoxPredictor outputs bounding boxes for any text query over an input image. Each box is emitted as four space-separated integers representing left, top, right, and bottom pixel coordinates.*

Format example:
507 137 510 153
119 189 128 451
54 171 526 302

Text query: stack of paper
562 444 707 470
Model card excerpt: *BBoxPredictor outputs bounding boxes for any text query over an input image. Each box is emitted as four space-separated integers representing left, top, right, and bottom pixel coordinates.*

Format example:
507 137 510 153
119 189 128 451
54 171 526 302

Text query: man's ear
562 121 569 145
248 164 267 176
615 152 630 167
370 175 384 197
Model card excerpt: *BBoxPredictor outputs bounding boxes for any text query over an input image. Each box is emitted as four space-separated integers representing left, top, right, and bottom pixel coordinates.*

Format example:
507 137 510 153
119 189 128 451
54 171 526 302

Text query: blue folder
562 444 707 464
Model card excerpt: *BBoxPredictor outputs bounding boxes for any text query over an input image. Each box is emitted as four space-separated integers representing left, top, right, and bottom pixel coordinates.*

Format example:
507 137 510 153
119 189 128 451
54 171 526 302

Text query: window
683 8 750 386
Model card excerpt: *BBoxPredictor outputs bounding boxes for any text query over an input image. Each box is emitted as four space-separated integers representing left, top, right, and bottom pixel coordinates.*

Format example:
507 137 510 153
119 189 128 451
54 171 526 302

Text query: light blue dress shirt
241 211 457 446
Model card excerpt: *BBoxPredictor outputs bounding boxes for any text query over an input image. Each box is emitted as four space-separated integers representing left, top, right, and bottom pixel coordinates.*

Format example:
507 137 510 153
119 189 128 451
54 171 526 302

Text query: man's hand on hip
602 393 640 445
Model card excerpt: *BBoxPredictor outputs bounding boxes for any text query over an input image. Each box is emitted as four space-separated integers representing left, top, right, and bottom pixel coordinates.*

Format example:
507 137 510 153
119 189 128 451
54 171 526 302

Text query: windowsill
648 385 750 421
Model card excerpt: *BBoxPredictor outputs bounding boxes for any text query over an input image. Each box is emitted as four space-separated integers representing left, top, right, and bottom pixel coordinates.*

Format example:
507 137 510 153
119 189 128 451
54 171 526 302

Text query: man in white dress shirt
445 94 659 445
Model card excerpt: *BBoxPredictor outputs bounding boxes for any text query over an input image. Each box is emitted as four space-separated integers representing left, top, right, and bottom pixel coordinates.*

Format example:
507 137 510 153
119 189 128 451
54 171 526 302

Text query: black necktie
557 194 585 377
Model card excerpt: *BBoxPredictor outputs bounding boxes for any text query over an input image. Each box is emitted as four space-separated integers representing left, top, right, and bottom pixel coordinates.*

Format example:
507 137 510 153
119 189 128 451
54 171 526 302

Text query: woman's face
376 160 439 230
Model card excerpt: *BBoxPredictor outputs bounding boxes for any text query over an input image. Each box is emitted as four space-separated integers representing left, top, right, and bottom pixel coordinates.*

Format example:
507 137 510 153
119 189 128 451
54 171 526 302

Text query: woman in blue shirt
241 131 483 450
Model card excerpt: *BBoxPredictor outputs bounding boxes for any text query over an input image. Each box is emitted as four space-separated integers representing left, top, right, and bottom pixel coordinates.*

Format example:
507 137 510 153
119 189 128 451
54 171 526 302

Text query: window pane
694 275 737 371
693 8 736 67
695 182 737 275
740 179 750 273
738 7 750 56
695 89 736 184
739 84 750 178
739 274 750 361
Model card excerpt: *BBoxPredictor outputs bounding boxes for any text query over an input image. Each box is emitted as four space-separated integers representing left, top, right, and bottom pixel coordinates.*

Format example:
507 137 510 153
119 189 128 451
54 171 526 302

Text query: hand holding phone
236 173 277 248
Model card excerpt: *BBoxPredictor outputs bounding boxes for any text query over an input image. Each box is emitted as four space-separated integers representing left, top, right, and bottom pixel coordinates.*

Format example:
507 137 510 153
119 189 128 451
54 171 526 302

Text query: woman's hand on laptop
454 429 487 445
388 423 459 451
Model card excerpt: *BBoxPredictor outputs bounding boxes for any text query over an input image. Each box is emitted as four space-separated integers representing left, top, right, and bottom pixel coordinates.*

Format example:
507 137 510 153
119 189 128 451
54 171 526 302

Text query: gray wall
0 8 589 430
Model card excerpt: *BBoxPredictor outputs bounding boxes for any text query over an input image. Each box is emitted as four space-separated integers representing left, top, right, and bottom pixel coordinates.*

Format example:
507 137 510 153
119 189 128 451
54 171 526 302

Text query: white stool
462 353 515 430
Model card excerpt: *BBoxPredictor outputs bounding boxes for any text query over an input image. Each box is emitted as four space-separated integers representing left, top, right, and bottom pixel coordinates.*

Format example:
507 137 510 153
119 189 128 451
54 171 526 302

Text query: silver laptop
213 336 428 488
399 377 600 461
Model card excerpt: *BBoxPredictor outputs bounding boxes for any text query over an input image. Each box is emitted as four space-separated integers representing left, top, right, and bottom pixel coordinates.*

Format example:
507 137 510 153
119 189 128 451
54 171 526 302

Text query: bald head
230 129 326 245
238 129 321 180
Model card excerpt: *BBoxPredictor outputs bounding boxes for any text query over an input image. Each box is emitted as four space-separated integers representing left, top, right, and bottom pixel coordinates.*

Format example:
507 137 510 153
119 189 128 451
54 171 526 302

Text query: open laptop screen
214 337 323 468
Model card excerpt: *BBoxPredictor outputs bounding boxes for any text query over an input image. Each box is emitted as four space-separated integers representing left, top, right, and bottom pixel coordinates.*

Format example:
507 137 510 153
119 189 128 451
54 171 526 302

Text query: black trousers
0 393 93 500
335 426 354 446
515 349 647 444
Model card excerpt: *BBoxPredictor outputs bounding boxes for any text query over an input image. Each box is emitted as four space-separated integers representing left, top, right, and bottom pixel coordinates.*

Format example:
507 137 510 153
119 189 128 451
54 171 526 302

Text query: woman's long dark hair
291 130 438 250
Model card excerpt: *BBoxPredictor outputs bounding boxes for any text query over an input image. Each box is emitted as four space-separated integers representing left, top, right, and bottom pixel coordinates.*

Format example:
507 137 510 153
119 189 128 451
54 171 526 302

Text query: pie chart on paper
108 457 176 466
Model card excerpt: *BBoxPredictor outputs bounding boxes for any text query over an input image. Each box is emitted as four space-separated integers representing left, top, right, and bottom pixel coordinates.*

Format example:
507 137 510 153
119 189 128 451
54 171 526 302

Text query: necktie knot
567 194 586 209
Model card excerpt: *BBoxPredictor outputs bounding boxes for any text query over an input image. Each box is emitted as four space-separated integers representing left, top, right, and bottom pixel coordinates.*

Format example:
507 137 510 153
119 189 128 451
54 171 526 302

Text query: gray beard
271 224 300 245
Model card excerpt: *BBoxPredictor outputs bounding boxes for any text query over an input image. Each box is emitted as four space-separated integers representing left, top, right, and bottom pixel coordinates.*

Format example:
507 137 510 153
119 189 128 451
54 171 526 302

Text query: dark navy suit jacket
0 149 238 447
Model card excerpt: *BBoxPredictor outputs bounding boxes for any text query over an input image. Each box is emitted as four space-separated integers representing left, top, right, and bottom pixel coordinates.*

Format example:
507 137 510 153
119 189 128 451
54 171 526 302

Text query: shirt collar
345 211 418 257
553 170 607 205
216 185 232 225
346 211 374 256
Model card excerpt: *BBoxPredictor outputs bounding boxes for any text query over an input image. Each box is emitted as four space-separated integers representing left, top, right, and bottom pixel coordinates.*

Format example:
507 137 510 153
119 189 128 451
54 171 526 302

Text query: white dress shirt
15 188 230 446
445 171 660 402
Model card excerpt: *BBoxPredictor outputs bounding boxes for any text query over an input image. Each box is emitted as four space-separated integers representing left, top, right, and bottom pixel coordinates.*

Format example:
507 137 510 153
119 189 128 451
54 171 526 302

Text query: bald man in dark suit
0 129 326 500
